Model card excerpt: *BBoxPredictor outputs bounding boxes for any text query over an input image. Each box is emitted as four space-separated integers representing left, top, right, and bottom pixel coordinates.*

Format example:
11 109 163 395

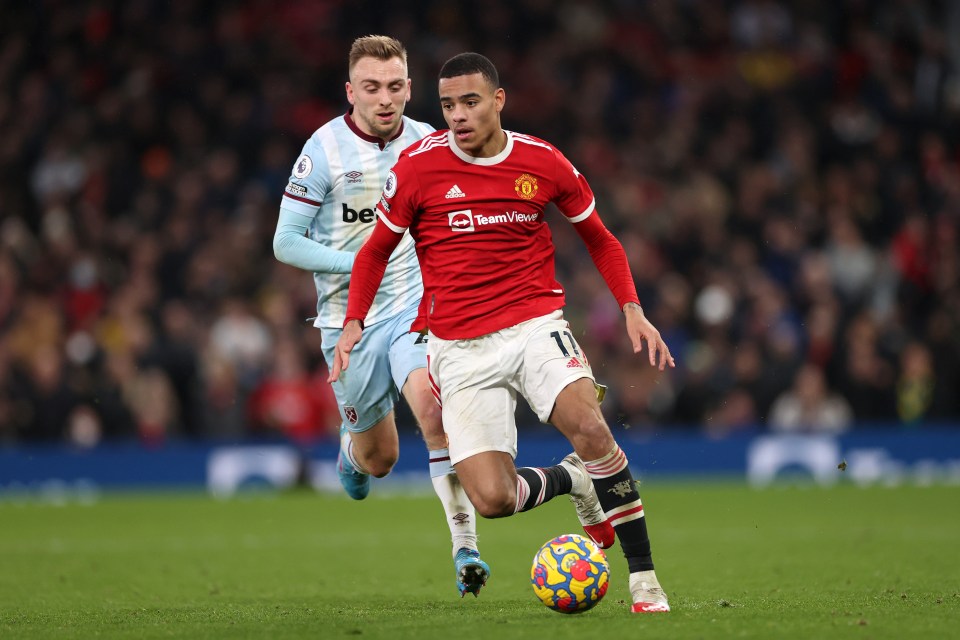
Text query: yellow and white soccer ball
531 533 610 613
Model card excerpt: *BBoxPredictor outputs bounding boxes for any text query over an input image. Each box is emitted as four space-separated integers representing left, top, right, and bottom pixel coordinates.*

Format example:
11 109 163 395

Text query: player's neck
346 109 402 146
356 122 399 145
470 129 507 159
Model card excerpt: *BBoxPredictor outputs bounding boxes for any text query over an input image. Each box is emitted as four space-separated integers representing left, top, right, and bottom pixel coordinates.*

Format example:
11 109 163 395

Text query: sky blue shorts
321 301 426 434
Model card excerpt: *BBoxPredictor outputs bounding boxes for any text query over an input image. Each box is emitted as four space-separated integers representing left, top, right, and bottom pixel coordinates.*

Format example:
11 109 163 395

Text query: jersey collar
447 130 514 165
343 108 405 150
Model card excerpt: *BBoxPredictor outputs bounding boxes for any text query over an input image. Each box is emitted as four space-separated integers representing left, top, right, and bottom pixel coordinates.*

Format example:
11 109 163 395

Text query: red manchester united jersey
374 130 596 339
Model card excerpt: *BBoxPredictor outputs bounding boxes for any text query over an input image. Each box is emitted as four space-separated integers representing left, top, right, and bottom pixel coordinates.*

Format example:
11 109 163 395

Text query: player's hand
623 303 675 371
328 320 364 382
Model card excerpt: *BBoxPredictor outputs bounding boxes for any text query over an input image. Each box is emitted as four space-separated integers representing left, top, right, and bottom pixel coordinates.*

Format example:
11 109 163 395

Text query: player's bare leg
337 413 400 499
453 442 612 546
452 451 520 518
342 413 400 478
550 378 670 613
403 368 489 597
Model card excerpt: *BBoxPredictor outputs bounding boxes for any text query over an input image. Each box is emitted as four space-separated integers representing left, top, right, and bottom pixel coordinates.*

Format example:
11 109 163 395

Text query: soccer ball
531 533 609 613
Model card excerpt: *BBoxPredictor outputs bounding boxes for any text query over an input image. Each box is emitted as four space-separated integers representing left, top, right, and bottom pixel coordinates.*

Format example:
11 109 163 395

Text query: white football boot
560 453 616 549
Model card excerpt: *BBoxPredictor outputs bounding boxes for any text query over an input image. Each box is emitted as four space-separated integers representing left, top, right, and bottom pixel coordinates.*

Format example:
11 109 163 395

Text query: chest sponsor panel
341 203 376 223
444 208 541 233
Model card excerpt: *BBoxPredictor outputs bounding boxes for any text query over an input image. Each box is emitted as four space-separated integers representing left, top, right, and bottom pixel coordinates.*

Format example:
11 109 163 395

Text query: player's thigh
517 311 596 424
428 334 518 465
386 306 446 444
400 368 446 447
321 323 398 434
550 378 614 458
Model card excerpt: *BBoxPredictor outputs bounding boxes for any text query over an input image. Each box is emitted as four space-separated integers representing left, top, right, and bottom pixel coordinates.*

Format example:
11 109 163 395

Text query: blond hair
349 35 407 73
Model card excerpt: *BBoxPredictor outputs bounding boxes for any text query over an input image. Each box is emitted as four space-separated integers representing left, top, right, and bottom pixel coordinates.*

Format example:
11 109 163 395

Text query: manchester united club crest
515 173 538 200
344 405 358 424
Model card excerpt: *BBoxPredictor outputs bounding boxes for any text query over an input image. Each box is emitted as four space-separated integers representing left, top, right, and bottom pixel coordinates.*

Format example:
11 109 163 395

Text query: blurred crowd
1 0 958 448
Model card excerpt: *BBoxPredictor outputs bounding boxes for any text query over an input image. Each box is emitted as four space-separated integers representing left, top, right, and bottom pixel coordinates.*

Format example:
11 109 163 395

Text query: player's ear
406 78 412 103
346 81 355 105
495 87 505 113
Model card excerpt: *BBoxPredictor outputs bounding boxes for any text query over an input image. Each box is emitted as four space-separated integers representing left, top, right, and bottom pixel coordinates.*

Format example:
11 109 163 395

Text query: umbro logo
445 184 466 198
345 171 363 184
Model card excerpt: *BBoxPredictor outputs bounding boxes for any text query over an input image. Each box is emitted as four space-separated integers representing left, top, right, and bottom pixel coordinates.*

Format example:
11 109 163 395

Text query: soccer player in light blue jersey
273 36 489 597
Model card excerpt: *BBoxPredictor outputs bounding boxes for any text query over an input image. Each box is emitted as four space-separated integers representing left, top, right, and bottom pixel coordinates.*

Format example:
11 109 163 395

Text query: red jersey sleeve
344 222 402 326
343 154 420 326
572 212 641 310
551 150 639 310
551 149 596 222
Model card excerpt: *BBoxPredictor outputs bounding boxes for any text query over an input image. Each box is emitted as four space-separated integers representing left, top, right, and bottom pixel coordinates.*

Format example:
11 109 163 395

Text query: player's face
439 73 505 158
346 56 411 141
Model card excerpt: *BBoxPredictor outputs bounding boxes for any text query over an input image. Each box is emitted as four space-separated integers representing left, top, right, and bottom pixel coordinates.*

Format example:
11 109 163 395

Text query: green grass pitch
1 482 958 639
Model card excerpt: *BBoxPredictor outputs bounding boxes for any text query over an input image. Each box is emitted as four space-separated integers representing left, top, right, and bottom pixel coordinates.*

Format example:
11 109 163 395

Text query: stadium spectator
247 336 339 444
769 363 853 434
895 341 937 425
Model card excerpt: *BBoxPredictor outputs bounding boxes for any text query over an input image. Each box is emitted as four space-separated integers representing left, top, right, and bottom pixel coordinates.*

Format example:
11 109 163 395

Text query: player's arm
272 205 355 274
328 220 404 381
274 142 355 273
572 212 675 371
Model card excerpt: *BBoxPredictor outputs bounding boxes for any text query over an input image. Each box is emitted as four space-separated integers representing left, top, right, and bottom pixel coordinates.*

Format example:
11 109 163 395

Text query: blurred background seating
1 0 958 449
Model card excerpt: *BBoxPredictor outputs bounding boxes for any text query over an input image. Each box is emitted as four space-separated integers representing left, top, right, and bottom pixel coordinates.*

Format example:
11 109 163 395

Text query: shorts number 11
550 330 580 357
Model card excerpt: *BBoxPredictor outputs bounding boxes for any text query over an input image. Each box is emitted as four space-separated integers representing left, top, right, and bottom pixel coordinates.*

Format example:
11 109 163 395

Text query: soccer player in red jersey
330 52 675 613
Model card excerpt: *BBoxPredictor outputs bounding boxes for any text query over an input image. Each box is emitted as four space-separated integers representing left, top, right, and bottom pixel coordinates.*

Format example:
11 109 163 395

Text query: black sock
585 446 654 572
514 465 573 512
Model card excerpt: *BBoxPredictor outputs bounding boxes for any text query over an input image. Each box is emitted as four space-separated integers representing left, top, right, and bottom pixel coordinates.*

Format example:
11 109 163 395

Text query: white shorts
427 310 594 465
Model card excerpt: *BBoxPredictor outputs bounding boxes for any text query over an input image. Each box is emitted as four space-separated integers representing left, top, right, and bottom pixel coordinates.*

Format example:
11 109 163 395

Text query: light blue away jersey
279 113 433 329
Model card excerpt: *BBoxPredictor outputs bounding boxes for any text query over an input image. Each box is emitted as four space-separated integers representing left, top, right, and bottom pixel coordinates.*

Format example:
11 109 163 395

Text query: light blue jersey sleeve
273 132 355 274
273 206 355 274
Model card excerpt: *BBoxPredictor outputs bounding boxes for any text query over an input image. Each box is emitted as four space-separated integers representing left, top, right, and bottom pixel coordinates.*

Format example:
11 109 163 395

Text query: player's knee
366 463 394 478
582 417 611 441
363 452 398 478
571 419 615 459
472 490 516 519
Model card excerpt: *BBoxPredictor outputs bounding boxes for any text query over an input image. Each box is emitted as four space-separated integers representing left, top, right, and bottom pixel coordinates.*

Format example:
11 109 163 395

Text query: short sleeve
281 135 330 214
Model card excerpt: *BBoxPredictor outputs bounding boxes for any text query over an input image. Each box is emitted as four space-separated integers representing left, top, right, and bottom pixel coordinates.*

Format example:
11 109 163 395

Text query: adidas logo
445 184 466 199
566 357 583 369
